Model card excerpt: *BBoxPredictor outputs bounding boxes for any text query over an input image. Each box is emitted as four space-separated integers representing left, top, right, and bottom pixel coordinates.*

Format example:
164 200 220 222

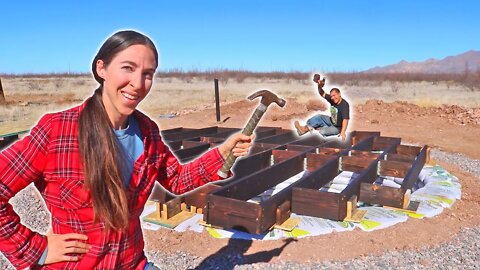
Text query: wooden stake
162 204 169 219
402 189 411 209
273 217 299 232
384 189 420 213
153 202 161 219
344 195 366 223
426 146 432 165
143 211 195 229
181 203 187 211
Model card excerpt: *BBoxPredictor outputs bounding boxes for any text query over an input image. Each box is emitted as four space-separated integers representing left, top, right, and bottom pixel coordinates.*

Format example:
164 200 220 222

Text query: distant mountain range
365 50 480 73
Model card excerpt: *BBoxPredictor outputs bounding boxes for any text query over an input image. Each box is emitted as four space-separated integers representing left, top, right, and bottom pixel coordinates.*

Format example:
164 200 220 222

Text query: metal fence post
214 78 220 122
0 78 5 105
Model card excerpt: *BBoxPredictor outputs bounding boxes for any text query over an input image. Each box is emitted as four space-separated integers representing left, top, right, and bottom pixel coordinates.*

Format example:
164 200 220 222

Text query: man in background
294 74 350 141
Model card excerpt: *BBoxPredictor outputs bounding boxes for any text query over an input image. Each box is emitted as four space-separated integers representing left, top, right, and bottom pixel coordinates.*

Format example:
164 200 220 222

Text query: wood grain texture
292 188 345 220
359 183 405 208
373 136 401 151
206 195 263 234
385 153 416 163
396 144 422 157
255 131 299 145
379 160 412 178
401 146 427 189
341 156 375 172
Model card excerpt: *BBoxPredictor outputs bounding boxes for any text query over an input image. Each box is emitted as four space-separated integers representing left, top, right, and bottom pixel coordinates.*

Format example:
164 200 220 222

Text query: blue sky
1 1 478 74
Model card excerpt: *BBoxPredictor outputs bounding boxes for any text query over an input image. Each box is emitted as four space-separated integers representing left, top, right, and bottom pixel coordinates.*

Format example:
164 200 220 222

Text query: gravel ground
1 148 479 270
145 226 478 270
429 148 480 177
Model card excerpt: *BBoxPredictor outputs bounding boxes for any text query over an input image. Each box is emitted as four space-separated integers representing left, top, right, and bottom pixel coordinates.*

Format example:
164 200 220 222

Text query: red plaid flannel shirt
0 101 226 269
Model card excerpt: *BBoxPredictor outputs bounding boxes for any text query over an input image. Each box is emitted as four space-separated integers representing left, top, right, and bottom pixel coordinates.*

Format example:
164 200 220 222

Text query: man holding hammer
294 74 350 141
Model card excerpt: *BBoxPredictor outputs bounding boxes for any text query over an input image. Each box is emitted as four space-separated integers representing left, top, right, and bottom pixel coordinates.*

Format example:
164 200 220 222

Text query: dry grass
3 70 479 91
0 71 479 134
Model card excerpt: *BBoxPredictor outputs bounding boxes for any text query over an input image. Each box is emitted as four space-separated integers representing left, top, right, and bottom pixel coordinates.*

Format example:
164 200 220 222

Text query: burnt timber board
149 141 297 216
290 135 401 221
185 149 279 208
206 132 382 232
372 136 402 151
401 145 428 190
167 127 286 161
254 131 300 145
207 150 306 234
149 148 276 204
359 145 428 208
160 127 195 136
149 129 296 211
292 152 382 221
162 126 239 142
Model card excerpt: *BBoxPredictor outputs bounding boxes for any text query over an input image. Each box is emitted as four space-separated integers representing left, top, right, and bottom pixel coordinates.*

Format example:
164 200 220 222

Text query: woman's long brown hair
79 30 158 230
79 88 129 230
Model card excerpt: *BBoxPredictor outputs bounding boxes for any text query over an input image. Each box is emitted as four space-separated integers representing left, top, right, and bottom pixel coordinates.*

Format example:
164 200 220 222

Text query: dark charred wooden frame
205 131 382 234
290 134 400 221
149 147 293 223
359 144 428 208
162 126 239 142
205 149 307 234
148 128 291 220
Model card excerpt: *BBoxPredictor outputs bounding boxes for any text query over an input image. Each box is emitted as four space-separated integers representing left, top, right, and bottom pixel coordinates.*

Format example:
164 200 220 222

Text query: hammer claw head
247 89 286 108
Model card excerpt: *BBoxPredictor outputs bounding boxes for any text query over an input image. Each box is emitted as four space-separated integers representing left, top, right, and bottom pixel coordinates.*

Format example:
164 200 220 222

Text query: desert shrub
2 70 478 91
390 82 399 94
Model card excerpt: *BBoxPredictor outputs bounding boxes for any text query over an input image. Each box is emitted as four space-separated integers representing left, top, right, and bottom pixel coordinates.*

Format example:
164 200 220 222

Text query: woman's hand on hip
218 133 254 159
45 231 91 264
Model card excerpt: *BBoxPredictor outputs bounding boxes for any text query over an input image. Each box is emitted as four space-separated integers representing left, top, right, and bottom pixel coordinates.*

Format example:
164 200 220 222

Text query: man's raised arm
317 80 327 98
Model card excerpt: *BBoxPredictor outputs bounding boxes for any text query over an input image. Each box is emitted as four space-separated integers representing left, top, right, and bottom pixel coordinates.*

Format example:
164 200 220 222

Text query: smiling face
96 44 157 129
330 89 342 105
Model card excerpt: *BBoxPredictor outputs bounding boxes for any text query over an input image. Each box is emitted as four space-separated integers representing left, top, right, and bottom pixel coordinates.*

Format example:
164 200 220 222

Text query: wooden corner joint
346 195 358 219
273 200 298 232
275 200 291 225
151 201 185 220
402 189 411 209
187 205 203 214
426 146 433 165
158 202 170 219
344 195 366 223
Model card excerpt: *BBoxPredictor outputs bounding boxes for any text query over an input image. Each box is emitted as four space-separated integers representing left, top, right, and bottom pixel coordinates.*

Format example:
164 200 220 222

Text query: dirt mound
266 98 324 121
306 100 328 111
358 100 480 126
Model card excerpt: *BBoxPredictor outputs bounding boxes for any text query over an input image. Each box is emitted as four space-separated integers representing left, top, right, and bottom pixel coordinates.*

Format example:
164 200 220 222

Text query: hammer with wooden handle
218 90 286 178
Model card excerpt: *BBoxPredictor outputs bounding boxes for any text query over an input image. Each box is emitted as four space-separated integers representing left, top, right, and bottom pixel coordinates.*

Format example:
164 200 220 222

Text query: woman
0 30 252 269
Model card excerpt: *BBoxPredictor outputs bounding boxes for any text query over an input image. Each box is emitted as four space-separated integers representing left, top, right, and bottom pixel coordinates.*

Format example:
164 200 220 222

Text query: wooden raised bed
359 144 429 209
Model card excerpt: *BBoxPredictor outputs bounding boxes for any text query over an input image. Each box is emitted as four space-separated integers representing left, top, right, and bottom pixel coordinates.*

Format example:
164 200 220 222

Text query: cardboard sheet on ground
141 164 461 240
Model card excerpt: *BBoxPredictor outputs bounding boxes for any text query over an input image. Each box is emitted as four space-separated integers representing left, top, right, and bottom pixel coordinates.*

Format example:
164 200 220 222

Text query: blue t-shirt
114 115 144 188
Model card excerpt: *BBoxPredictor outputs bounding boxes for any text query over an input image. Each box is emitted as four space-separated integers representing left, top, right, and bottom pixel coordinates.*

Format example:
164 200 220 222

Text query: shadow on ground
192 236 296 270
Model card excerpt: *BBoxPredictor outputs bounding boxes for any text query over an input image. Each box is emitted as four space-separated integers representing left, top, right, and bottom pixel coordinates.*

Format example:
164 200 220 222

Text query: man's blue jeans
306 114 340 136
